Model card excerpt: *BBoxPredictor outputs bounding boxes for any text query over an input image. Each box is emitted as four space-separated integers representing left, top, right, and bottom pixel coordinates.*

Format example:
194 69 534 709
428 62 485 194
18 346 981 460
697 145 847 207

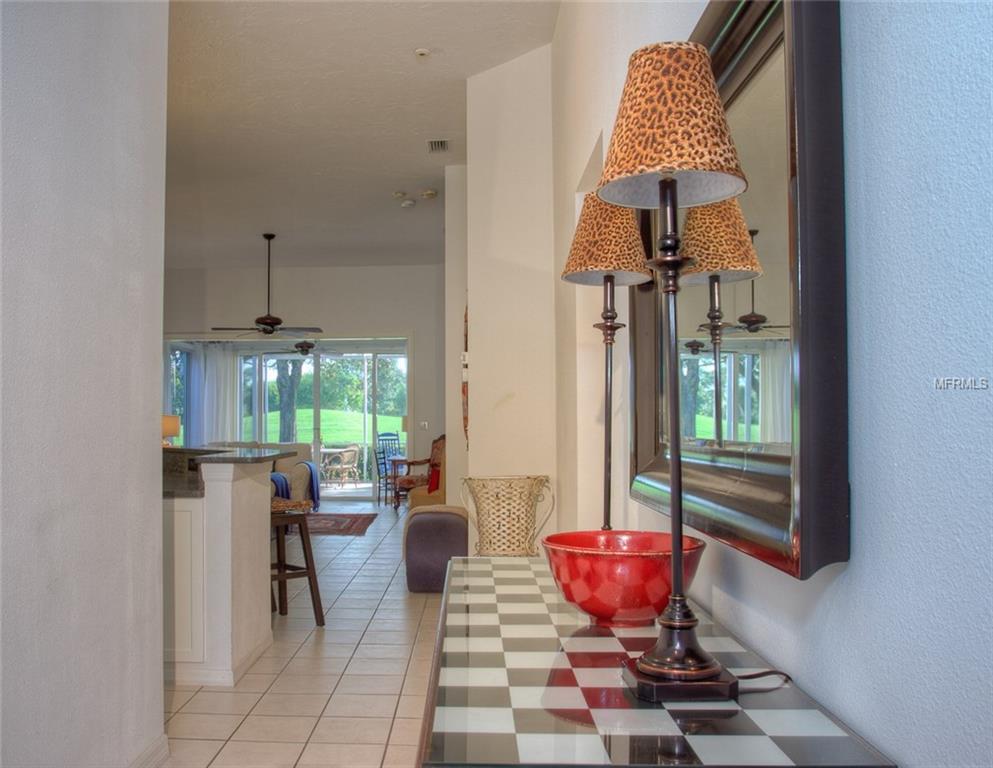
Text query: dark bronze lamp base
622 659 739 702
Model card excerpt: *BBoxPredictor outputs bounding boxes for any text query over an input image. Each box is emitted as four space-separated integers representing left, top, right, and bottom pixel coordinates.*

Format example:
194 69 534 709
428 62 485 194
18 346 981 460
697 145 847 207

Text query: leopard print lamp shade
562 193 652 286
681 198 762 285
598 42 746 209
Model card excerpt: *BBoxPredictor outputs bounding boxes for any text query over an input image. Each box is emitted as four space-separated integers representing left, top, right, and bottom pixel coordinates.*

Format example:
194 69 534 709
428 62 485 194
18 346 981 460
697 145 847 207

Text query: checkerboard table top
423 557 893 768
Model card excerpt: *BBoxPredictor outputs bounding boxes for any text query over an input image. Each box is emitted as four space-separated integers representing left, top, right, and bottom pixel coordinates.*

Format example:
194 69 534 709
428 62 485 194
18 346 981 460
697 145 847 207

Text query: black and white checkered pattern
424 557 893 767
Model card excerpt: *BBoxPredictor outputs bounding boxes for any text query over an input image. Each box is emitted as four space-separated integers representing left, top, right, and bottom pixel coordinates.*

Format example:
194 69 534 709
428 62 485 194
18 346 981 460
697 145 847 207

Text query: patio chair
328 443 361 488
376 432 401 504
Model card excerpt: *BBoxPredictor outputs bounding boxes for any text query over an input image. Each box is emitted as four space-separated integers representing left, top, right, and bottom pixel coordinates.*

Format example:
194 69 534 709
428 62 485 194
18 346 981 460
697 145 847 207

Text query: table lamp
598 41 746 701
682 199 762 447
162 415 181 447
562 193 651 530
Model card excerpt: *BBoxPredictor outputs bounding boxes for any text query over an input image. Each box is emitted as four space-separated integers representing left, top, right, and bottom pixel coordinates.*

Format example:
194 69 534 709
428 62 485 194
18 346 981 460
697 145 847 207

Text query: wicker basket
461 475 554 557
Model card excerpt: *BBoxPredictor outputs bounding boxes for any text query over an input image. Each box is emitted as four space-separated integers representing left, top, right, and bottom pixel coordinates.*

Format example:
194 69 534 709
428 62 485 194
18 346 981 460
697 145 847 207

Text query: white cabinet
163 460 273 686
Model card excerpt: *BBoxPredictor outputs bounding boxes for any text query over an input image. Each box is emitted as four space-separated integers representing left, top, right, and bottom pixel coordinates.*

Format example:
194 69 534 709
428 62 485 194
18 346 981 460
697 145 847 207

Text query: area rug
306 513 378 536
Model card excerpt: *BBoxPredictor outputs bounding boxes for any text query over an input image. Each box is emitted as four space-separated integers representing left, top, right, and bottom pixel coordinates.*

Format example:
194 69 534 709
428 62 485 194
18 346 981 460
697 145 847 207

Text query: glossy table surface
422 557 893 768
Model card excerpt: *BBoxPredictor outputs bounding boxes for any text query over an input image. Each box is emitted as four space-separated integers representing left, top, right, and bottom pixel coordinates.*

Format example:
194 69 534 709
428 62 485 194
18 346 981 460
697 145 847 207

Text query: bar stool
270 498 324 626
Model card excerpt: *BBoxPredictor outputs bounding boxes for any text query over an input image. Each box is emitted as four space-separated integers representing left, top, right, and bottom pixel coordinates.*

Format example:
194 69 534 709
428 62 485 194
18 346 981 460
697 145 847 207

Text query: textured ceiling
165 1 560 268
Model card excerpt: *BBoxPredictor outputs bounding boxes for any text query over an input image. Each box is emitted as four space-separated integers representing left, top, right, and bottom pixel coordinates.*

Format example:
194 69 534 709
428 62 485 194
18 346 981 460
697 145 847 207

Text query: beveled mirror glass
629 0 849 578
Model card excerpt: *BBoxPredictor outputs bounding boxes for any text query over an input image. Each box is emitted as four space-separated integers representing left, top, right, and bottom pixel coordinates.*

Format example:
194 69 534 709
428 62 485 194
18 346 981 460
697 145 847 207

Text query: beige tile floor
164 501 440 768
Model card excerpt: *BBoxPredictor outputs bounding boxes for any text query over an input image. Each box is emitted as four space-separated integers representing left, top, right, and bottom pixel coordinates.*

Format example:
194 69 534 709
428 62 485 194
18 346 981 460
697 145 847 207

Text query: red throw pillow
427 466 441 493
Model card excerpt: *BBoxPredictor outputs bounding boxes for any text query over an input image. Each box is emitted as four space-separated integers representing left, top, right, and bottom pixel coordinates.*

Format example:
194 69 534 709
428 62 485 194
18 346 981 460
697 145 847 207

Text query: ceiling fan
211 233 323 336
684 339 711 356
727 280 790 335
270 340 315 357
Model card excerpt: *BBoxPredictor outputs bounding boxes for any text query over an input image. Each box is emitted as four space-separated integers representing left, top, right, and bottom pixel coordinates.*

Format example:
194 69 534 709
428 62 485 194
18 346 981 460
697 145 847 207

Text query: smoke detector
414 48 431 58
400 199 416 209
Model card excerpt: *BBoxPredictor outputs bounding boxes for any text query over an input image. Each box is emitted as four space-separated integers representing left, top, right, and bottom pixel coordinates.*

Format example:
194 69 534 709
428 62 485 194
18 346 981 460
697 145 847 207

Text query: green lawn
243 409 404 445
690 414 760 441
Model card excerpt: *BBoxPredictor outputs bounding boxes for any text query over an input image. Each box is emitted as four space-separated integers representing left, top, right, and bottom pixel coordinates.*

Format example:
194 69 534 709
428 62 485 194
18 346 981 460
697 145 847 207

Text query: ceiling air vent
428 139 449 153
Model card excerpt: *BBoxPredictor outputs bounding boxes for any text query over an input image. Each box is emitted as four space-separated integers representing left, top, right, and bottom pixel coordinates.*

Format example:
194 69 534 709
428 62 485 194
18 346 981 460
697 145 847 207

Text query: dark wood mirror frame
628 0 849 579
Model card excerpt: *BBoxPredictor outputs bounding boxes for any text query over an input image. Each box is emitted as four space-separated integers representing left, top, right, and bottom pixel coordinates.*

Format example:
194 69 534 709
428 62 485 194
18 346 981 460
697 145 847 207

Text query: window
680 350 760 443
240 355 256 441
166 346 190 446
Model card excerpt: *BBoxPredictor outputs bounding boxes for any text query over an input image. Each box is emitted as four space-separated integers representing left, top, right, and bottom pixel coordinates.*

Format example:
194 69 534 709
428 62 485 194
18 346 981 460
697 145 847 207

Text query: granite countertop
163 446 297 464
163 472 204 499
163 446 298 499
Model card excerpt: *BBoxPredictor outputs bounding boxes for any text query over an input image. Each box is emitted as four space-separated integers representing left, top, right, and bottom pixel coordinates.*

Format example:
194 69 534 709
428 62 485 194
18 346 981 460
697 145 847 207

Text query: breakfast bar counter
420 557 893 768
163 446 292 686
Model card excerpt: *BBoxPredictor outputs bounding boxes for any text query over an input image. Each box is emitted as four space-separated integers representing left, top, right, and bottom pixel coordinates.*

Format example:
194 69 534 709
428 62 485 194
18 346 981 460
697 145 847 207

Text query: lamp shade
562 193 652 286
681 198 762 285
161 415 181 439
598 42 746 209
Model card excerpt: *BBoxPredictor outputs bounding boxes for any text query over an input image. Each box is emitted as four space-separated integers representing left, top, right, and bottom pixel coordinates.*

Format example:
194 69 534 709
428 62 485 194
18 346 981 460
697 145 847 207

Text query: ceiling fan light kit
210 233 324 337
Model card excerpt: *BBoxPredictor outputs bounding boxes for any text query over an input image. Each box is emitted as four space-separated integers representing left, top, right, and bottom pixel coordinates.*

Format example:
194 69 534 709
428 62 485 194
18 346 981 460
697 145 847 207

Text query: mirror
629 0 849 579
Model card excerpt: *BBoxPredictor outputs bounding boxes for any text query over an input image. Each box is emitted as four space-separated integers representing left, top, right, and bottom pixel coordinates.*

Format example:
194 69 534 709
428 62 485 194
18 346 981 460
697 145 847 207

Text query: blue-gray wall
687 3 993 766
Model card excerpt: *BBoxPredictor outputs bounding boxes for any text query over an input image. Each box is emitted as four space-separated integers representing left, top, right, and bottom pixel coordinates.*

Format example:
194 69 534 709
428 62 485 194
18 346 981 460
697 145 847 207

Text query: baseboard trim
232 631 274 682
167 632 273 687
129 733 169 768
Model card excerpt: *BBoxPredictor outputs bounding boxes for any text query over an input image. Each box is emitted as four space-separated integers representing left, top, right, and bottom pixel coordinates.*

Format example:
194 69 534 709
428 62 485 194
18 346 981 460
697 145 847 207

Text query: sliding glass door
238 339 408 498
262 354 316 445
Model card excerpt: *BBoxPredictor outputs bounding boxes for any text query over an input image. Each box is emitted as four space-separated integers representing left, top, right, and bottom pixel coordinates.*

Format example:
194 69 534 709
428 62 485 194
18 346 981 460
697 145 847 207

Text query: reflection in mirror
629 0 849 579
676 42 789 455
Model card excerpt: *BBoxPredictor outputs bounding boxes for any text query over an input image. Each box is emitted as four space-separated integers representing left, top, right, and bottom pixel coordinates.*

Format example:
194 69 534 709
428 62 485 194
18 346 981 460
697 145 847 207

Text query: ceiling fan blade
279 326 324 333
211 326 258 331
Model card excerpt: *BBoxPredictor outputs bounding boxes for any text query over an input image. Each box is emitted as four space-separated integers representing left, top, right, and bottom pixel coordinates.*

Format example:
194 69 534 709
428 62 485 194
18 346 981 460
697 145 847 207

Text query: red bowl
541 530 705 627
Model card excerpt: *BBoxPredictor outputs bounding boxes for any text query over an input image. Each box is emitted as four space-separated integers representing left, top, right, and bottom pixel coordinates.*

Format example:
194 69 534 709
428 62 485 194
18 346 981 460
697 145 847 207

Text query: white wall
0 3 169 766
465 46 557 494
550 1 707 532
548 3 993 768
165 263 445 460
675 5 993 767
444 166 469 502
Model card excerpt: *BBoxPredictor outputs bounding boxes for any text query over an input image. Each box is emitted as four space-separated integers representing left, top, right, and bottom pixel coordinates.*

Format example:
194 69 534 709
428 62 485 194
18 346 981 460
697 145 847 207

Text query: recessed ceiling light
420 189 438 199
400 199 416 208
414 48 431 58
392 190 407 199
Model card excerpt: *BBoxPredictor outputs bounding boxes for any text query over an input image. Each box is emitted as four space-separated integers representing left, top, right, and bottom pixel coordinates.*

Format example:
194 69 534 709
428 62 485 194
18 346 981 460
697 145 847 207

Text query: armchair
209 441 317 505
393 434 445 510
408 448 446 510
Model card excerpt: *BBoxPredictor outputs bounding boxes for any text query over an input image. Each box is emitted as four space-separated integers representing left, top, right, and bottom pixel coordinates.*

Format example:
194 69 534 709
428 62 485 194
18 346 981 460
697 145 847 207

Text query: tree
170 350 187 417
681 357 699 438
275 359 303 442
375 357 407 416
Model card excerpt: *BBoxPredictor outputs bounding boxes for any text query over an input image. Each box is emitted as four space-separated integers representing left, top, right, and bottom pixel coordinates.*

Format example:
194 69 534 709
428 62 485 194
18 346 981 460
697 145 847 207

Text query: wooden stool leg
297 517 325 626
276 522 288 615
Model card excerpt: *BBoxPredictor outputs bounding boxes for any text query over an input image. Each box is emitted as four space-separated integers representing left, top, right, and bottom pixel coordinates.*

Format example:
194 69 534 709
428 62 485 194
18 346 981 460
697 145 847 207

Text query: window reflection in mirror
675 42 790 454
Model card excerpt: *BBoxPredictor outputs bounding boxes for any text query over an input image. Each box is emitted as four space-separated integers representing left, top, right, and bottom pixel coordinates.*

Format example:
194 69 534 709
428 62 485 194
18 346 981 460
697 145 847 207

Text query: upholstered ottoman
403 505 469 593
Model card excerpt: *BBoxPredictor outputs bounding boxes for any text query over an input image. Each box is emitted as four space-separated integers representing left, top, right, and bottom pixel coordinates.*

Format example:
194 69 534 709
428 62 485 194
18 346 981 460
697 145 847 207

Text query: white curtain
760 340 792 444
202 342 240 444
185 345 206 447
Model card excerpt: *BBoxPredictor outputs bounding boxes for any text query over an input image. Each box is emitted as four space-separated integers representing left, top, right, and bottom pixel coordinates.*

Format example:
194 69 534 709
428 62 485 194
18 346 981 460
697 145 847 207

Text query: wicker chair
327 443 361 488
